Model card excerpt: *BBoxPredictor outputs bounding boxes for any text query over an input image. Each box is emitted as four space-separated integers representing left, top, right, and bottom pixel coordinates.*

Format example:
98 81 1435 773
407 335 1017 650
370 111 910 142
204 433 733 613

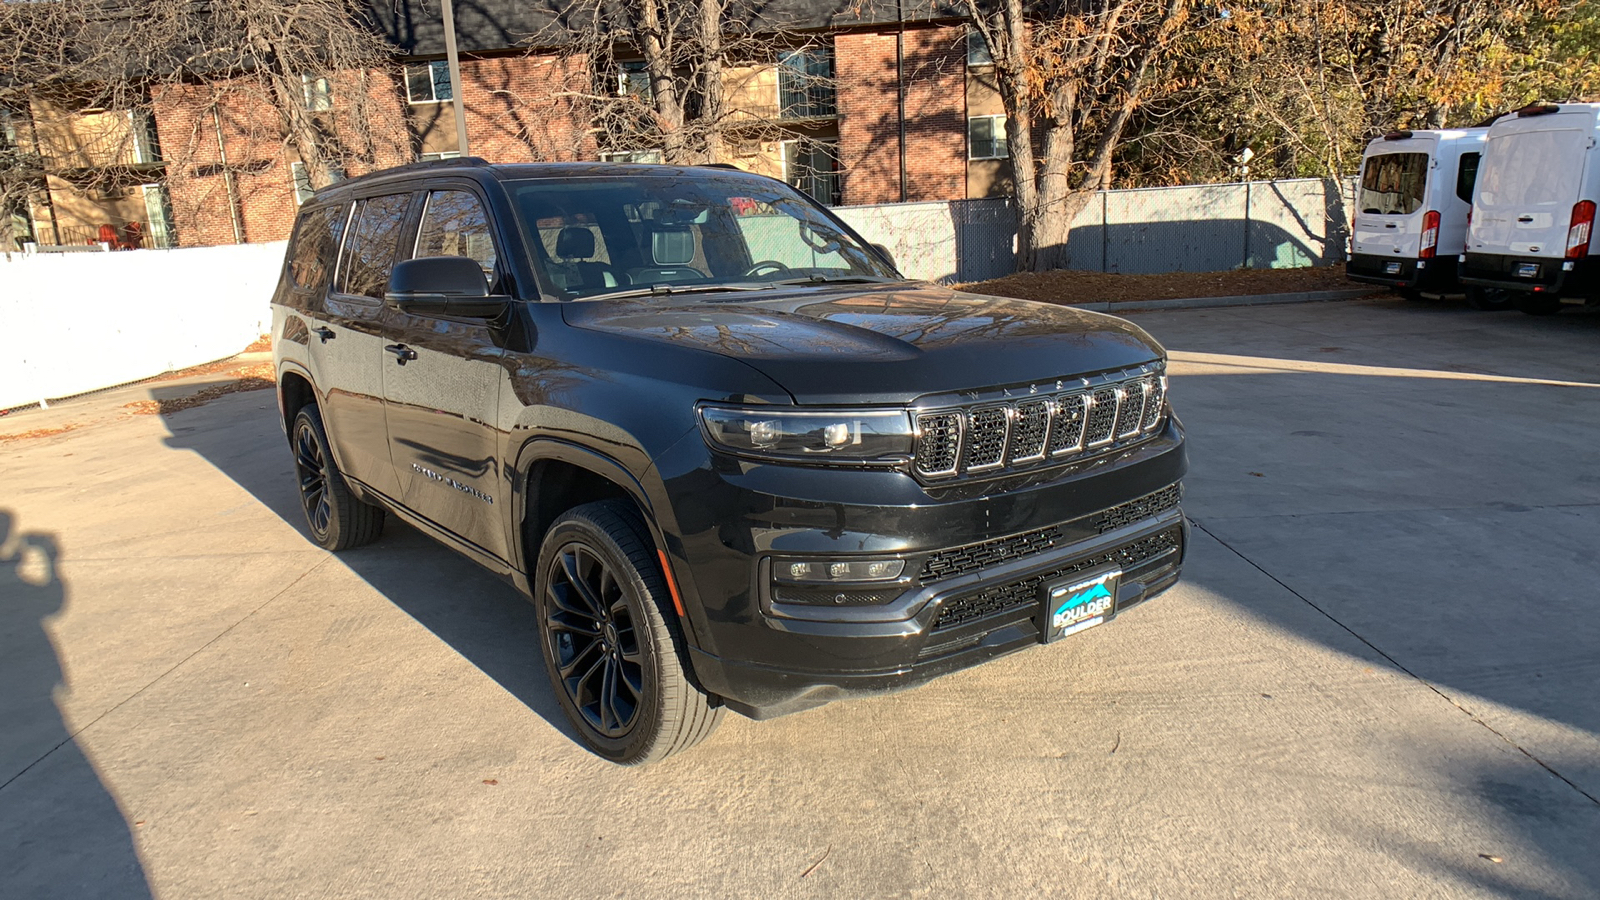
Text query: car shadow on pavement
150 387 580 746
0 510 153 899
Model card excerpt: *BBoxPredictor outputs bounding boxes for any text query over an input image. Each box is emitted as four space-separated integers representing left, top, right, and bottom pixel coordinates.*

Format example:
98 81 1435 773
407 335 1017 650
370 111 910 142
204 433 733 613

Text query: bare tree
960 0 1190 271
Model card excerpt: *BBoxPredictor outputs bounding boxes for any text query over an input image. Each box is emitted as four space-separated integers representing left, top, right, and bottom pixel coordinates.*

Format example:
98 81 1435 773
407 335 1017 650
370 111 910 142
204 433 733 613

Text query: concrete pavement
1 296 1597 898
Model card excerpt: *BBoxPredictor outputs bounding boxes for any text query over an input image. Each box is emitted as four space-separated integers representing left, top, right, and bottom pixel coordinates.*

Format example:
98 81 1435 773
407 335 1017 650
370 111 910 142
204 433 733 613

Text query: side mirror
385 256 509 318
871 243 898 272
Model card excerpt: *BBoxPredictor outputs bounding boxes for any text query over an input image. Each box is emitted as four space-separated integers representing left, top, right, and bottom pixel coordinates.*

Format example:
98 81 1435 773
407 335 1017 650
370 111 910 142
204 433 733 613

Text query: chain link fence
833 178 1354 284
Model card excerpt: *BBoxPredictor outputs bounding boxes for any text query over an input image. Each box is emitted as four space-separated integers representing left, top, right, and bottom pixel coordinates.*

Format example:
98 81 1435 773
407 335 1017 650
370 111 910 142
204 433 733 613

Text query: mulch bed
960 264 1357 306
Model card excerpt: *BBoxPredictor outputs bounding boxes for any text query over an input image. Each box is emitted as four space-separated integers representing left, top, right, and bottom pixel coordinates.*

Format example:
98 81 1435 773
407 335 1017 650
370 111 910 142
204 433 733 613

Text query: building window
968 115 1009 160
420 151 463 161
405 61 454 104
784 139 840 207
779 47 836 119
291 161 315 205
600 149 664 164
302 75 332 111
618 61 651 100
967 28 994 67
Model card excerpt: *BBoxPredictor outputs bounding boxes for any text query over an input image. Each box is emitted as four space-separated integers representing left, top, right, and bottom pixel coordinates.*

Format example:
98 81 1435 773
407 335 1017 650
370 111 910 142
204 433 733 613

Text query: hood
561 284 1165 404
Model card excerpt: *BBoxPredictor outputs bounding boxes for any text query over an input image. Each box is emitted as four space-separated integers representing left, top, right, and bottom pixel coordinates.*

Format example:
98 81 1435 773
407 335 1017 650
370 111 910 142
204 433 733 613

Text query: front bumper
1460 252 1600 297
652 417 1188 719
1346 253 1459 292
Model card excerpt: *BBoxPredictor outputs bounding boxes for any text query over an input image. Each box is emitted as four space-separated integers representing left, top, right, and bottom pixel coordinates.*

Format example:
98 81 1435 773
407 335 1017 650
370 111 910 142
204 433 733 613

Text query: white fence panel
832 202 958 283
0 242 287 410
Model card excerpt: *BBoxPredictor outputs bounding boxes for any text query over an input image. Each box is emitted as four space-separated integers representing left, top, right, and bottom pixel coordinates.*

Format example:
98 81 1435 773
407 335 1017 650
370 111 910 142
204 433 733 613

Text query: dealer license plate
1515 262 1541 278
1384 261 1402 275
1041 569 1121 643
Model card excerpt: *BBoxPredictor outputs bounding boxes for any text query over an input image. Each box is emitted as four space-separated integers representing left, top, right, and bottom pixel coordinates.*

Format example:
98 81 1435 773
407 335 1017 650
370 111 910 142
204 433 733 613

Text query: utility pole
441 0 470 156
895 0 907 203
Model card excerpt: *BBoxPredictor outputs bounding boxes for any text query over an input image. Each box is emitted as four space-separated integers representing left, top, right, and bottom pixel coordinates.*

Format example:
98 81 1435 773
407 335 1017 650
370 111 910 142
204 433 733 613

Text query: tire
1518 295 1563 316
534 500 723 765
1465 286 1514 311
290 405 385 550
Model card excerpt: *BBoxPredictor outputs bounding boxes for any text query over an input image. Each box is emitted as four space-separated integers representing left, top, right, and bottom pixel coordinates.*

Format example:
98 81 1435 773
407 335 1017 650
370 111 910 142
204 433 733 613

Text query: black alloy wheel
546 541 646 737
535 500 723 764
290 405 385 551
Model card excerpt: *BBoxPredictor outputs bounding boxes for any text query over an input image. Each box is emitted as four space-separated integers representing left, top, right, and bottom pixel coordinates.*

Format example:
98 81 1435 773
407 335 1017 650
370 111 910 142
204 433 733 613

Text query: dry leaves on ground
961 265 1356 306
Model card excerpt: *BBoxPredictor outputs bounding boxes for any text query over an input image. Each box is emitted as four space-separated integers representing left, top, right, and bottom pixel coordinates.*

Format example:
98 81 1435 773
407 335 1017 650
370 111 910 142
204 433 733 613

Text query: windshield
1358 152 1428 215
507 173 900 300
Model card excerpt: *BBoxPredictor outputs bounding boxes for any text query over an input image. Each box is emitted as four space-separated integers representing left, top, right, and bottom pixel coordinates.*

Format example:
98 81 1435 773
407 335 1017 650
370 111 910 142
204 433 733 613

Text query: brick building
12 3 1017 249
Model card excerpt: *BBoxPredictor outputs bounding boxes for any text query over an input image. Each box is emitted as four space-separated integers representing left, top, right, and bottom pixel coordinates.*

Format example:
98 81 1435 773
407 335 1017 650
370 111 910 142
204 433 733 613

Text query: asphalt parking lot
3 297 1598 898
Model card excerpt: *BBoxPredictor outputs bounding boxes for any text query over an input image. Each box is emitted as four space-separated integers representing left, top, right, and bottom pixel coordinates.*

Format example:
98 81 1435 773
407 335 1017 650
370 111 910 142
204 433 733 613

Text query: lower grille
933 526 1182 629
919 483 1182 581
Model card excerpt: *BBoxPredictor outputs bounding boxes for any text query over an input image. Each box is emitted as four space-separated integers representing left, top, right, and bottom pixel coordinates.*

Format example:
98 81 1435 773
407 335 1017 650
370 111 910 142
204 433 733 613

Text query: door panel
380 188 509 561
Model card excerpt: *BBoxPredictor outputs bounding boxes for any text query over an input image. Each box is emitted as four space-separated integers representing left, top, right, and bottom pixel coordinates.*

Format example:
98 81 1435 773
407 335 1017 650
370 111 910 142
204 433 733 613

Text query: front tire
534 501 723 765
291 405 385 550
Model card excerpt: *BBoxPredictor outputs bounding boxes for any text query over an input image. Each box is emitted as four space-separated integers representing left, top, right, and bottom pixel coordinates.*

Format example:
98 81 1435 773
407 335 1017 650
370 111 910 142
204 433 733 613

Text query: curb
1072 288 1378 313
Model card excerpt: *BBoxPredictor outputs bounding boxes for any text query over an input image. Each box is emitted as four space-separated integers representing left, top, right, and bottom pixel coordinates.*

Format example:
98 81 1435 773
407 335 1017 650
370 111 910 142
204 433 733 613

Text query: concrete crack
1191 518 1600 808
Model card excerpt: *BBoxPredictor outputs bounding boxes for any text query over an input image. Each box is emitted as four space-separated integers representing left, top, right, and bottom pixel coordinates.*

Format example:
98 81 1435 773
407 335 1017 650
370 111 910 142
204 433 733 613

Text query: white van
1461 102 1600 314
1348 128 1493 304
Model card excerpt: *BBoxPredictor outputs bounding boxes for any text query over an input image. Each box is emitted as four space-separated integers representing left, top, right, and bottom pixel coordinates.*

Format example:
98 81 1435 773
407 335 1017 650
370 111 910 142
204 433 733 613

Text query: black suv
271 159 1187 764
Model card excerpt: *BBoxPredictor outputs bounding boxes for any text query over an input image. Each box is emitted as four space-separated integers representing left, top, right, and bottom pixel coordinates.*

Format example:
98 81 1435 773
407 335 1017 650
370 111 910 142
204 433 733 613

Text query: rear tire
291 405 385 550
1518 295 1563 316
1465 286 1514 311
534 500 723 765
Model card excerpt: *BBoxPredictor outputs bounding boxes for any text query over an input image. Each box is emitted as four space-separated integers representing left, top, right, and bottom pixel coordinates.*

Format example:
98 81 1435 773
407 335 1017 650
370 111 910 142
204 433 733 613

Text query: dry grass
124 364 275 416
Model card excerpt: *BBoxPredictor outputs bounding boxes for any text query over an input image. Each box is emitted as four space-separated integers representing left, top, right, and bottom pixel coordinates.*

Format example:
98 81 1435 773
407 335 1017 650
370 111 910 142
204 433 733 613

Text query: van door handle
384 344 417 365
1517 216 1534 223
1385 223 1397 229
313 326 335 343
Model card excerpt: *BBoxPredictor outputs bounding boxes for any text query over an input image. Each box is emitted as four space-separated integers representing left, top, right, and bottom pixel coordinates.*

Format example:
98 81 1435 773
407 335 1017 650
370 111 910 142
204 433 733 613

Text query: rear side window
286 205 347 291
336 193 412 299
415 190 497 279
1456 152 1480 204
1359 153 1428 214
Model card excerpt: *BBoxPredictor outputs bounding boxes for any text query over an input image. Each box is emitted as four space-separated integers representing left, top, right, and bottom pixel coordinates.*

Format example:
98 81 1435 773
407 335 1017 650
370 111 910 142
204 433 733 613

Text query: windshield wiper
581 282 775 302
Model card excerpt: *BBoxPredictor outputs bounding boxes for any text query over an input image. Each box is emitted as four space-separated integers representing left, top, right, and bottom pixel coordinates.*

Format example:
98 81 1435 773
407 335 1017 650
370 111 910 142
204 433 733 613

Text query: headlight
698 404 914 465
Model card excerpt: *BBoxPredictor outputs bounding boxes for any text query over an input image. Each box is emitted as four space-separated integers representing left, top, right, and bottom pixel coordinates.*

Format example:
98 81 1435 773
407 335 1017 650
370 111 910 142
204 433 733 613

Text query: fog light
772 557 906 584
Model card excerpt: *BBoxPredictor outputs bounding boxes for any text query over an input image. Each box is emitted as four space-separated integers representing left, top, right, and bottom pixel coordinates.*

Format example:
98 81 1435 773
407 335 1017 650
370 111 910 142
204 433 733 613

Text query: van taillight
1420 210 1440 258
1566 201 1595 259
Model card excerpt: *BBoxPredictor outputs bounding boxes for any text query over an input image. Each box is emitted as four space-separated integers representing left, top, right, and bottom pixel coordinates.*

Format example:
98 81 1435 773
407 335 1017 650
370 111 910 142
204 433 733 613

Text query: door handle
1517 216 1534 223
313 326 336 343
384 344 417 365
1385 223 1397 229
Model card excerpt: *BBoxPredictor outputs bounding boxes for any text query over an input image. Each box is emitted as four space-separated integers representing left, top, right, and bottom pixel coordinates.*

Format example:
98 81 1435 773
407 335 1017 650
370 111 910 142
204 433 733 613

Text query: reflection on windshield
506 173 899 300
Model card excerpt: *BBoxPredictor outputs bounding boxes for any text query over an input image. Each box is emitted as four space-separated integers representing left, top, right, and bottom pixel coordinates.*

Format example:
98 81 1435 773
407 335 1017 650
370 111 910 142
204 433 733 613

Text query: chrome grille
913 367 1167 481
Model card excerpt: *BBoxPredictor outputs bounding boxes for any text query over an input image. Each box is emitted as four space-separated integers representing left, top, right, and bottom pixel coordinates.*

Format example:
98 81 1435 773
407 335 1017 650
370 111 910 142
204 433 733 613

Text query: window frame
968 115 1009 161
405 61 454 105
777 46 837 120
966 28 994 67
1455 151 1481 205
301 74 333 112
599 149 665 164
782 138 842 207
290 161 316 205
411 187 503 284
333 192 419 302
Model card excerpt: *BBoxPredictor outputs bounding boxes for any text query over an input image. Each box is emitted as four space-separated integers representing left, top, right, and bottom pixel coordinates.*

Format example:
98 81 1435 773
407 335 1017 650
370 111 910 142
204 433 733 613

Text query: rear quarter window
336 193 413 299
1359 152 1429 214
286 205 347 292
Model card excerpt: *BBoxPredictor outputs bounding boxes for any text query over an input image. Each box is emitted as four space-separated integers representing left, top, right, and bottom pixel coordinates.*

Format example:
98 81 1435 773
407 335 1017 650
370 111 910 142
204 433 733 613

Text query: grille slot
915 413 962 477
963 407 1009 471
1009 400 1051 463
913 368 1166 481
933 526 1182 629
1083 388 1120 447
1089 483 1182 534
1048 393 1087 455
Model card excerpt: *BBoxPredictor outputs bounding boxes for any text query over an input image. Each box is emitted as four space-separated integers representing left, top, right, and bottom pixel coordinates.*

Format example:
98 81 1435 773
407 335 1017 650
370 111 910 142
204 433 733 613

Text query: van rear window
1359 153 1428 215
1456 152 1480 204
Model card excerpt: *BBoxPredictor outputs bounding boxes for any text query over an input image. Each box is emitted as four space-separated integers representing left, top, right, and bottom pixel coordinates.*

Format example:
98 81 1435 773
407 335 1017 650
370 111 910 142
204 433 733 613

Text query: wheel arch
276 363 318 436
513 439 667 578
